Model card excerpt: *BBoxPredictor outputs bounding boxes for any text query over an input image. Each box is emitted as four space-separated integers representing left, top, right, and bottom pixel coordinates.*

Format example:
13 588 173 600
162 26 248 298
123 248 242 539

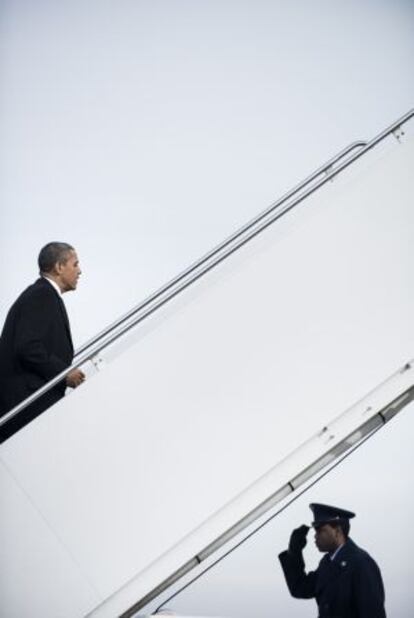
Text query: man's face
314 523 341 553
57 250 82 292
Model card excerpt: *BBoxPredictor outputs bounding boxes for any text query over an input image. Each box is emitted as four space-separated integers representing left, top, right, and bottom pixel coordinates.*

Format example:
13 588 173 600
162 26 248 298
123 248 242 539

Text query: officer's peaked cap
310 503 355 528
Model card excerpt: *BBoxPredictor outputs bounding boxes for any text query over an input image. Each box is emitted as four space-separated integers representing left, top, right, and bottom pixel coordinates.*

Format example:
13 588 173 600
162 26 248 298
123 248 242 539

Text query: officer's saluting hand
288 524 310 555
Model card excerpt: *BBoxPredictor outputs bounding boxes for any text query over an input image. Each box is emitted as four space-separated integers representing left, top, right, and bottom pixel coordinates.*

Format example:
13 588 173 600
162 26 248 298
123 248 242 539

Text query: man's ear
53 261 64 276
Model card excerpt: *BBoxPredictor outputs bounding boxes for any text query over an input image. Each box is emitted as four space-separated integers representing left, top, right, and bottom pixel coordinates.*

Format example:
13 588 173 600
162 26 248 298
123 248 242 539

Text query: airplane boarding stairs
1 110 414 618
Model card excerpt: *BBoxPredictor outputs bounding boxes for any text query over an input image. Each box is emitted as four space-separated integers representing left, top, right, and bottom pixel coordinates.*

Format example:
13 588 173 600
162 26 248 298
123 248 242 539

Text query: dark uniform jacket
0 277 73 441
279 538 386 618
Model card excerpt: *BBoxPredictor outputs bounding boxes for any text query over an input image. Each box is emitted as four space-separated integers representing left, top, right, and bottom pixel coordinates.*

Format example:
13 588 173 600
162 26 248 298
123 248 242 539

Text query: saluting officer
278 502 386 617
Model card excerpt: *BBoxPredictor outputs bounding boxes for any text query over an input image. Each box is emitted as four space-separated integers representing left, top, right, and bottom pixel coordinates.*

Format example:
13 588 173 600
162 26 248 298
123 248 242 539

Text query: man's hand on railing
65 368 86 388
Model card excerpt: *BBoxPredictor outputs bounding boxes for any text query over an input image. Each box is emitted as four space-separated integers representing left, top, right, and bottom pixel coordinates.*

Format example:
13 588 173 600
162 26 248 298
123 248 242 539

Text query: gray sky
1 1 413 616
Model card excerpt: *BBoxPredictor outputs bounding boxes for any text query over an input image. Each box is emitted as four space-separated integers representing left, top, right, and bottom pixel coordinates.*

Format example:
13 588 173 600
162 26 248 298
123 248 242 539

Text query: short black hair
38 242 74 274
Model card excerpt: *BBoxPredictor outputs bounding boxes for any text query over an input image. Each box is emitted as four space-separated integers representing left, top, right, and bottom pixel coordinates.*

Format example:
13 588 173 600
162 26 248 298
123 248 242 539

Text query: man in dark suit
0 242 85 442
278 502 386 617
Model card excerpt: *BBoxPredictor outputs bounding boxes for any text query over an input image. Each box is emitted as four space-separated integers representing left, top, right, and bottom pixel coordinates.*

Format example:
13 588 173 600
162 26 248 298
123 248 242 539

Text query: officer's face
314 523 341 553
57 250 82 292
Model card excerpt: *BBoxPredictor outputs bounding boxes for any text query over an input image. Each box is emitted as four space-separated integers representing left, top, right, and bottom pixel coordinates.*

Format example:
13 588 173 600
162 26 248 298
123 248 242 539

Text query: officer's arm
279 549 317 598
278 525 316 599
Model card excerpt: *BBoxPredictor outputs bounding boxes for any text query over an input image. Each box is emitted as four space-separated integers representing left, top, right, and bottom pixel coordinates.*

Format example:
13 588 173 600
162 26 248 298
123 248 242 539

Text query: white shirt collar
42 275 63 297
330 544 345 561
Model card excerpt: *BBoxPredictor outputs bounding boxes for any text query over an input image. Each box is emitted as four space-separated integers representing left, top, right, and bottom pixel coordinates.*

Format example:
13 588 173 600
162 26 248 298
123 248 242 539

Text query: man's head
38 242 81 293
310 503 355 553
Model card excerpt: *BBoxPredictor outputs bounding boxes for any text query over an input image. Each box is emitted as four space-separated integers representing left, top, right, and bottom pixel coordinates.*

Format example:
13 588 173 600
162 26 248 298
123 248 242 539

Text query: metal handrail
74 140 366 358
1 107 413 429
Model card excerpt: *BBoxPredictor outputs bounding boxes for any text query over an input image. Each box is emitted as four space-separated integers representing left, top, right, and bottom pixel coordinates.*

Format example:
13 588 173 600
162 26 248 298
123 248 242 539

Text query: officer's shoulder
347 540 378 567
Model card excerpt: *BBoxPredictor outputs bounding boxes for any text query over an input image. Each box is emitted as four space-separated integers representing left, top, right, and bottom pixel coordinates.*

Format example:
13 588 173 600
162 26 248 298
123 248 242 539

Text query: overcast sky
1 1 414 617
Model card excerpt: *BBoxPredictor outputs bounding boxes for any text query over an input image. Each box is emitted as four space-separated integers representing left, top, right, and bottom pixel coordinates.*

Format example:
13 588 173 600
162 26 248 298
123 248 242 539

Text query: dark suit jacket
0 277 74 441
279 538 386 617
